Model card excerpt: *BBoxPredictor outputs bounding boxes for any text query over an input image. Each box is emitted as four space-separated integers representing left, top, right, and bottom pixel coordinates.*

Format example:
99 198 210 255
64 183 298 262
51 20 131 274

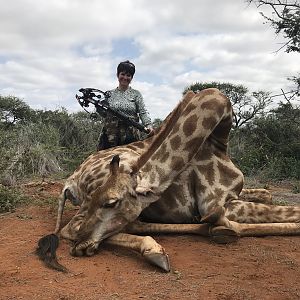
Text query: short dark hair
117 60 135 77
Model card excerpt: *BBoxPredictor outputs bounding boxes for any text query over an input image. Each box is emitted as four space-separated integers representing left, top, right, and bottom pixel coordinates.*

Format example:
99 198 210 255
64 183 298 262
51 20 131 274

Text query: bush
258 156 300 180
0 123 63 185
229 101 300 180
0 185 28 213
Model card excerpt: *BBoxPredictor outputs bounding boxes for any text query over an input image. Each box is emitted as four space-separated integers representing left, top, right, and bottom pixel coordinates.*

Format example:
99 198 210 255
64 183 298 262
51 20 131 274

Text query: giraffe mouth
71 226 125 257
70 219 128 256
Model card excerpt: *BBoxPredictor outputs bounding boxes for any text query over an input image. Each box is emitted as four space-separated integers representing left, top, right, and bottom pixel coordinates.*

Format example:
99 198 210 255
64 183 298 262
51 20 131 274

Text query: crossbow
76 88 150 134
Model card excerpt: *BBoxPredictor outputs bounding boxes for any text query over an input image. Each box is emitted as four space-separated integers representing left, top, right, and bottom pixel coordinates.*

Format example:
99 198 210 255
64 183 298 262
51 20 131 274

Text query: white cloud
0 0 299 120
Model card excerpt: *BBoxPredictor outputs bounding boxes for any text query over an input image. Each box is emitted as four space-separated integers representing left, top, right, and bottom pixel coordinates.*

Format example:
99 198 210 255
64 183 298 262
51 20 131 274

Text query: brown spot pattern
152 142 167 161
218 161 240 187
194 146 213 161
182 103 197 117
170 135 181 151
142 163 152 173
201 98 226 118
197 162 215 186
214 188 225 199
159 151 170 164
182 114 198 137
200 89 217 96
184 137 204 160
172 123 181 134
155 165 165 183
237 205 245 217
226 214 236 220
202 116 217 130
170 156 185 172
149 171 156 184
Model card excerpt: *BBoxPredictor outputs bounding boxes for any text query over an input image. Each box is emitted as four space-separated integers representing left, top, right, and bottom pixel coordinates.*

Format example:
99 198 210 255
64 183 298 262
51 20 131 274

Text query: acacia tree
248 0 300 52
183 82 271 128
152 118 163 128
247 0 300 97
0 95 34 127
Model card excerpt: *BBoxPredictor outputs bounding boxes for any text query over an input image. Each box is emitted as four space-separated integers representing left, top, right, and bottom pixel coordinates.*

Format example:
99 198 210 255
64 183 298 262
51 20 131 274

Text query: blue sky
0 0 299 120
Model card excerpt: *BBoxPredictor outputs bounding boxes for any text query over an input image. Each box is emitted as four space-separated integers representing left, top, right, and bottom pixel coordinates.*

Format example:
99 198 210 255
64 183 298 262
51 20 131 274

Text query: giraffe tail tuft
36 234 68 273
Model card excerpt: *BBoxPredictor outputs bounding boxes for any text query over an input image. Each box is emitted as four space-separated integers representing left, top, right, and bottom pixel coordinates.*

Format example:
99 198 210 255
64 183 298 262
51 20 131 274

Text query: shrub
0 185 28 213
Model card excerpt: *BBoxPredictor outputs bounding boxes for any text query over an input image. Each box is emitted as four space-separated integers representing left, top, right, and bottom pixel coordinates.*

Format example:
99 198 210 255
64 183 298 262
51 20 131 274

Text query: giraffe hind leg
231 221 300 237
240 188 273 204
225 200 300 224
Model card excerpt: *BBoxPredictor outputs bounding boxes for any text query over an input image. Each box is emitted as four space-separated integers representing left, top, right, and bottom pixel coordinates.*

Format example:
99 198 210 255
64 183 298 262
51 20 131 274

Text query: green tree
231 101 300 179
247 0 300 97
247 0 300 53
152 118 163 129
32 108 78 148
0 95 34 127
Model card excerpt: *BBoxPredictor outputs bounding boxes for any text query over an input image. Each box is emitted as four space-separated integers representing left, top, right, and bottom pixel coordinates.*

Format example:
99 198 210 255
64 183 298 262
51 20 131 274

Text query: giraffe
39 88 300 272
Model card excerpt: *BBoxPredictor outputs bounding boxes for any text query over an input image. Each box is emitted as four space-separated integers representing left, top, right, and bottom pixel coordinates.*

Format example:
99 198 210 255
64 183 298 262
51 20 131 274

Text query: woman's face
118 71 132 89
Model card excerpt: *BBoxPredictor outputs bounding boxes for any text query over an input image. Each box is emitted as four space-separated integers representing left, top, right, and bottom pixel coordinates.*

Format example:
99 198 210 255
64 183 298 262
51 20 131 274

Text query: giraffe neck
132 91 195 173
134 88 233 196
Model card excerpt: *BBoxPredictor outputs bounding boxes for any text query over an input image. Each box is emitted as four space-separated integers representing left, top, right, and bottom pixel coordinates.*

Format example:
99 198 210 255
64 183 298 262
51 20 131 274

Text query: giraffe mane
131 91 195 173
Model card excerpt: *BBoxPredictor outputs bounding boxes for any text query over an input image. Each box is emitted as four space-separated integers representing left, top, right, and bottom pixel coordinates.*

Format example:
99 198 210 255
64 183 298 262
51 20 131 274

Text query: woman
97 60 154 150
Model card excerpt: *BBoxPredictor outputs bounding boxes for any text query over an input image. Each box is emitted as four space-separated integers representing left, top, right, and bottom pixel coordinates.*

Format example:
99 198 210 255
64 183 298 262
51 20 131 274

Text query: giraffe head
65 154 157 256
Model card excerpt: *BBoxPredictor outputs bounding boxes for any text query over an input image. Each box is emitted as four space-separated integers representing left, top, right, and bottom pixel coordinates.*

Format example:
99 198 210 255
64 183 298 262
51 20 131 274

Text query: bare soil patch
0 181 300 300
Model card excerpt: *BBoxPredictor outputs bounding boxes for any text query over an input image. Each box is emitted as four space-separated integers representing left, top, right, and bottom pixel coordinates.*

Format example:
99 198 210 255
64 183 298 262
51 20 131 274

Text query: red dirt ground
0 181 300 300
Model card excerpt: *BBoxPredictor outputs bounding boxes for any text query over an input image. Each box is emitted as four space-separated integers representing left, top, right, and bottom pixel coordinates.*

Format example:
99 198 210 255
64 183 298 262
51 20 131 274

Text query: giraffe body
49 88 300 271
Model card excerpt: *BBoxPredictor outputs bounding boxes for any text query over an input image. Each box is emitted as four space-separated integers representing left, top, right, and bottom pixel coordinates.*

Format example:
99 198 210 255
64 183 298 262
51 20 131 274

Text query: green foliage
0 185 28 213
152 118 163 129
231 101 300 180
248 0 300 53
0 123 63 184
32 109 101 151
0 101 102 183
0 95 34 127
292 182 300 193
247 0 300 99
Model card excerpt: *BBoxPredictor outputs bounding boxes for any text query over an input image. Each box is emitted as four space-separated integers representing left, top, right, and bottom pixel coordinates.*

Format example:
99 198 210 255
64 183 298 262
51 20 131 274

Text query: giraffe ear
136 191 160 204
135 185 153 196
110 155 120 175
132 169 156 197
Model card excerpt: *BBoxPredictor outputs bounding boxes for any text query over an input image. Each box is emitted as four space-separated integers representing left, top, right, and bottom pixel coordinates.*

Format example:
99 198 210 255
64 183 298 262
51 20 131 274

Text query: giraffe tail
225 200 300 223
55 187 80 234
36 234 68 272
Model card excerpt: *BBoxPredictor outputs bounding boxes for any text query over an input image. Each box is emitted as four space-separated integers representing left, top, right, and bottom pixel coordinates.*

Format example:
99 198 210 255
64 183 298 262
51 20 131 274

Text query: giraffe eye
103 198 119 208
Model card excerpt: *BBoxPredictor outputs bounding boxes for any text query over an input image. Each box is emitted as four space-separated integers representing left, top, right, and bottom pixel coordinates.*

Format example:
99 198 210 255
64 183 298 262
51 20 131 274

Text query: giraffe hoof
200 206 224 224
210 226 239 244
144 252 170 272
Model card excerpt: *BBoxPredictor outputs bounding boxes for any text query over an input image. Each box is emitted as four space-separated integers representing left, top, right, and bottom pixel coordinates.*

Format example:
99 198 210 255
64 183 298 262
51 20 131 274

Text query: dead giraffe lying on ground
38 88 300 272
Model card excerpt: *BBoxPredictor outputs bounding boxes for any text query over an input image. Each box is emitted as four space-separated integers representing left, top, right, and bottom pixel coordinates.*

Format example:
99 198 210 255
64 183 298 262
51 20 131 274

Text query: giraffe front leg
209 226 240 244
199 206 240 244
126 221 239 245
125 221 211 235
104 233 170 272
